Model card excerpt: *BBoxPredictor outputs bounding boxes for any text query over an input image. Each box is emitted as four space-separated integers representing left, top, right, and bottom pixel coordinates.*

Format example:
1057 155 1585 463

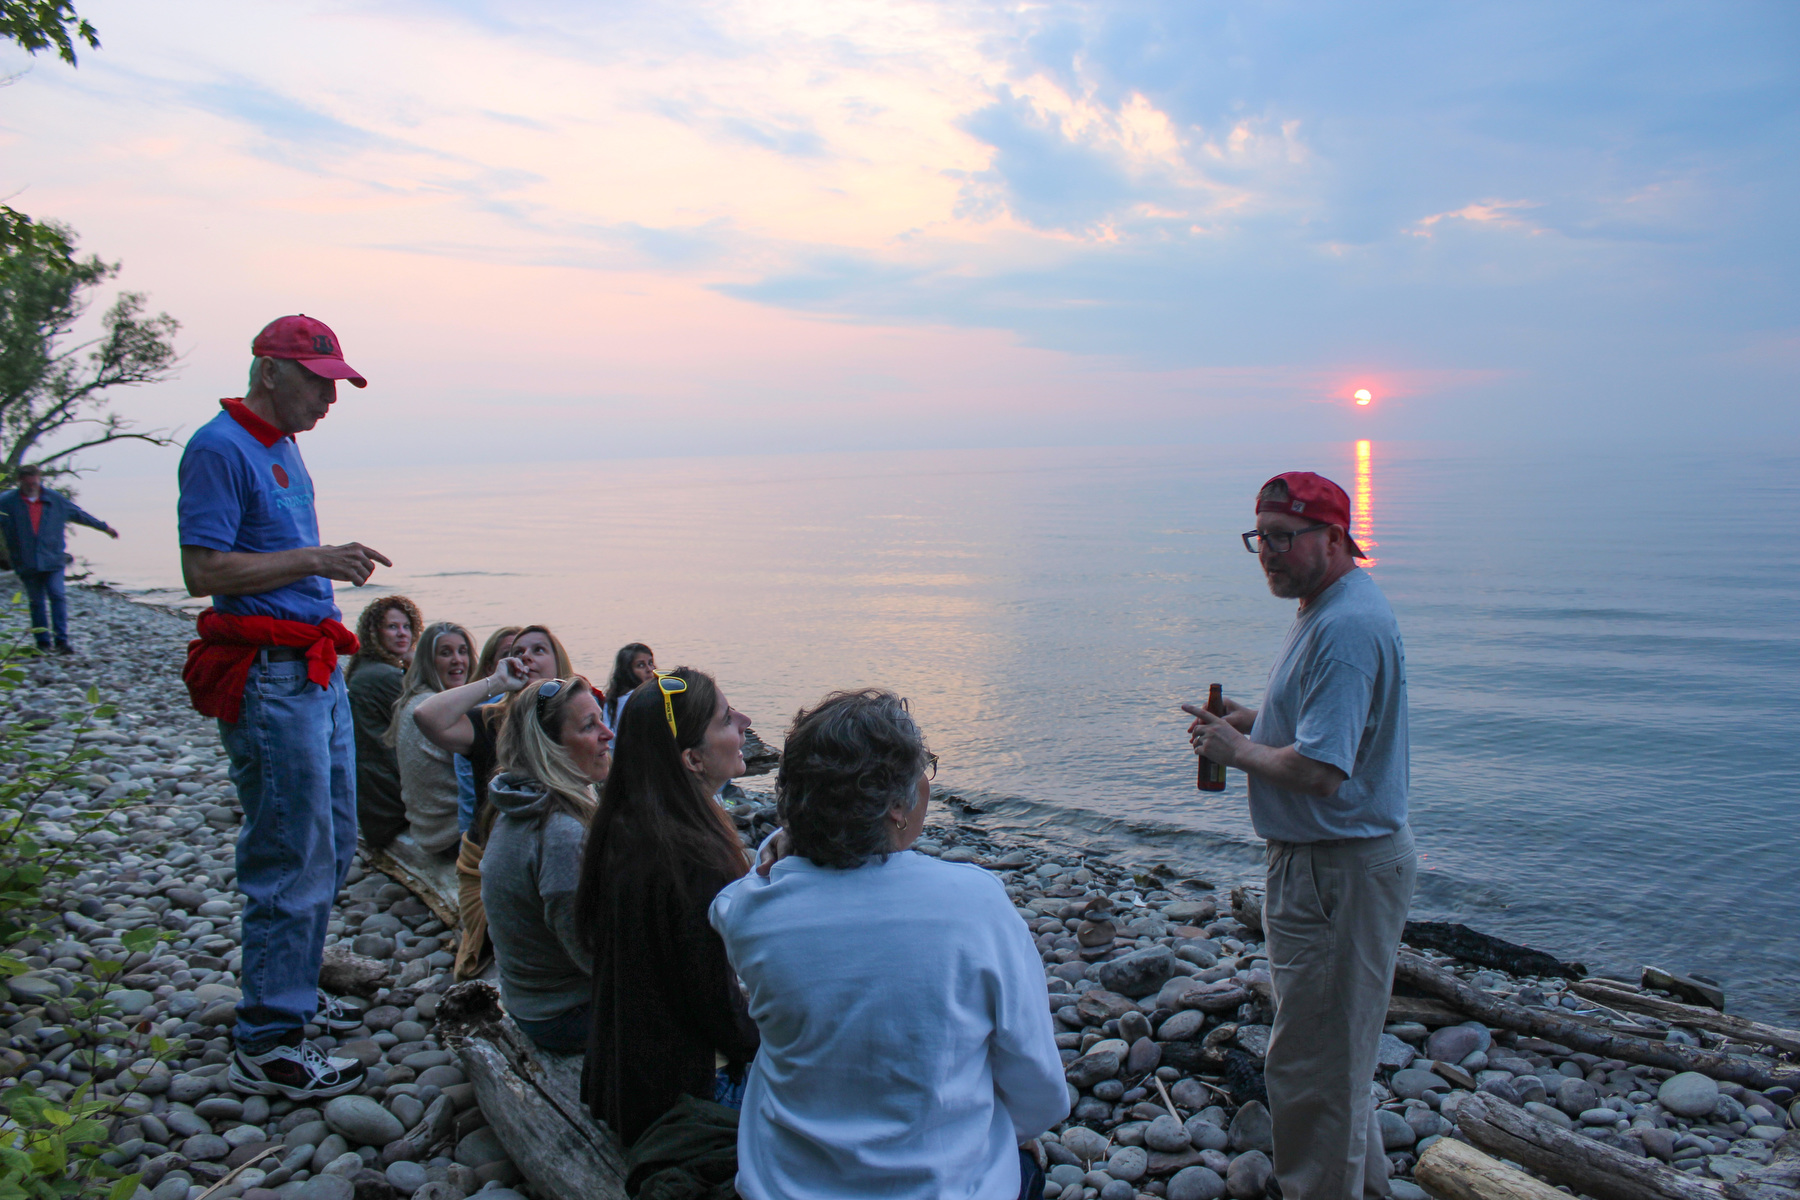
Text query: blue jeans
14 569 67 648
513 1002 590 1053
219 655 357 1048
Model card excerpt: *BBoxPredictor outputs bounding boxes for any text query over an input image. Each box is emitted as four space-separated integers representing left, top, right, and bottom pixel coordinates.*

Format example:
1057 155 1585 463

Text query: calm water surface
76 439 1800 1019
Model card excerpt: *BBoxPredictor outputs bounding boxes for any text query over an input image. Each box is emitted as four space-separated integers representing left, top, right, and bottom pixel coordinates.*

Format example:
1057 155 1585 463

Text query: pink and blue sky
2 1 1795 468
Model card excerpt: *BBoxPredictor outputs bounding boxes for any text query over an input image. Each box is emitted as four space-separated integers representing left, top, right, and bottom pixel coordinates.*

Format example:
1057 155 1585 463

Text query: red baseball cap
250 315 367 388
1255 471 1366 559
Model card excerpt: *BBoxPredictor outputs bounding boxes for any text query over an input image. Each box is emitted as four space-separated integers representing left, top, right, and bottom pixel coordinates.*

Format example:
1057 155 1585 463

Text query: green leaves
0 2 98 67
118 927 159 955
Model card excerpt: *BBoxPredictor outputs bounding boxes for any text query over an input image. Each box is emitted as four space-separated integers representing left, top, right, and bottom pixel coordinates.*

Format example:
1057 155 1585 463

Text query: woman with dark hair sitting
345 595 421 848
483 675 611 1052
710 689 1067 1200
600 641 655 732
575 667 760 1164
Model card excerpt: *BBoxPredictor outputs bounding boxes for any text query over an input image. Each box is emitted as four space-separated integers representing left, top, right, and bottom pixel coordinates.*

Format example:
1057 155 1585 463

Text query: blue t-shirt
177 404 340 624
1247 567 1409 843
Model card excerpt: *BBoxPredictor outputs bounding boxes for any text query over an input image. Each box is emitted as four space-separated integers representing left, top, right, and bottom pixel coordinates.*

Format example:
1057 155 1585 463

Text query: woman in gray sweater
482 674 613 1052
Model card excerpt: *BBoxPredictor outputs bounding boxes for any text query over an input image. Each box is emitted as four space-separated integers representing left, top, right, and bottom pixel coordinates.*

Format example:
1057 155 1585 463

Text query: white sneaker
228 1034 366 1100
315 989 364 1035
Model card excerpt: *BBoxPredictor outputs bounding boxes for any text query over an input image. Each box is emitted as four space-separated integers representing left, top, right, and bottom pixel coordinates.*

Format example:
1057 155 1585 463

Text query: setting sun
1354 389 1373 405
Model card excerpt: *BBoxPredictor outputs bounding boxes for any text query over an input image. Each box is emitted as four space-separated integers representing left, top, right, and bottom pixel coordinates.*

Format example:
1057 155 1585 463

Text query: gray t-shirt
1247 568 1409 843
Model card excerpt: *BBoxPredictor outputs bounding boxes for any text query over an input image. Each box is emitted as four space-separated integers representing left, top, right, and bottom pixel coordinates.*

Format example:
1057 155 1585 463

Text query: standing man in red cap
178 315 391 1100
1184 471 1416 1200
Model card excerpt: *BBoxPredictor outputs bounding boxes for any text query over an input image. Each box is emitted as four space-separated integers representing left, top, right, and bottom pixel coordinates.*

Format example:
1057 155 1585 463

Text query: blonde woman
388 621 476 855
484 675 612 1051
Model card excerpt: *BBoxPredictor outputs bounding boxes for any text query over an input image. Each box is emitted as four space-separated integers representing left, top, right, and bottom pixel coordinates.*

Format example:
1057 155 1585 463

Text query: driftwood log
1570 980 1800 1056
1389 995 1470 1027
1725 1131 1800 1200
1403 922 1587 980
1415 1135 1570 1200
436 981 628 1200
1453 1091 1725 1200
362 834 462 929
1395 953 1800 1092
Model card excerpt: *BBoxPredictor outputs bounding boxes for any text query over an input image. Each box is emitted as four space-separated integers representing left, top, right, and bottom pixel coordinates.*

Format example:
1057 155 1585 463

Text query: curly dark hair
776 689 930 869
349 595 422 676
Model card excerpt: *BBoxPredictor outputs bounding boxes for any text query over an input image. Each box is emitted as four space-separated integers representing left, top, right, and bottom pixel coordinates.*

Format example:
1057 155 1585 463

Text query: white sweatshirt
709 850 1069 1200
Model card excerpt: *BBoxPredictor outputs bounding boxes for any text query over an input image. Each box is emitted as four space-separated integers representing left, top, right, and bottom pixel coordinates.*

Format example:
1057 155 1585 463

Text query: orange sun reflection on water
1353 439 1378 566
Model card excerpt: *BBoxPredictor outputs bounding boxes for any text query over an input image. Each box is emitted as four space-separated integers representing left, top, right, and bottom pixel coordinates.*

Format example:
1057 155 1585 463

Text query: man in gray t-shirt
1184 470 1417 1200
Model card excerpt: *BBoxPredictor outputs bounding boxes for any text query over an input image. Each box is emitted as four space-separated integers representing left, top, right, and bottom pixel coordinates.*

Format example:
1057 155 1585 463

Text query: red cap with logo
250 315 367 388
1255 471 1365 559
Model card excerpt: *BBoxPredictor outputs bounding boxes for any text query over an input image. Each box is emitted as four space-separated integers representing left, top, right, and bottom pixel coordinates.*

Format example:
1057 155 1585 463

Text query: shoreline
2 586 1794 1200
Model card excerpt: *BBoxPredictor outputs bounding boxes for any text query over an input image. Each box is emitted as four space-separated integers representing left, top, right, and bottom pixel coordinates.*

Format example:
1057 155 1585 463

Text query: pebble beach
4 585 1794 1200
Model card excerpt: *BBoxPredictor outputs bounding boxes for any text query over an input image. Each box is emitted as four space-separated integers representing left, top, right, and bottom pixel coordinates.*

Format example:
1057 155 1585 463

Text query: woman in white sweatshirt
710 689 1068 1200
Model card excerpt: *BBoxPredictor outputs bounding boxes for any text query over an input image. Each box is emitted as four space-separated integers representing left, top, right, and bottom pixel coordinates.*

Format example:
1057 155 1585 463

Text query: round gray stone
1392 1068 1448 1101
1228 1101 1273 1153
1060 1126 1109 1164
1145 1114 1192 1153
454 1126 509 1169
294 1175 355 1200
1168 1165 1227 1200
1226 1150 1272 1200
1100 1181 1134 1200
1377 1109 1415 1149
1659 1072 1721 1119
1106 1145 1148 1183
324 1094 405 1147
385 1165 426 1194
1556 1077 1601 1116
1186 1117 1229 1151
1425 1025 1484 1064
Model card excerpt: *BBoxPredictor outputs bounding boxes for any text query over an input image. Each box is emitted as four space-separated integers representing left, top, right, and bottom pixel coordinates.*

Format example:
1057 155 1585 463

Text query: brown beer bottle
1197 682 1227 791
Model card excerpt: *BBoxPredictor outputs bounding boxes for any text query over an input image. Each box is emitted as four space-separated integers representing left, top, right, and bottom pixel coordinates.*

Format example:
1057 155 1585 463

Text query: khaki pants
453 833 489 981
1264 825 1416 1200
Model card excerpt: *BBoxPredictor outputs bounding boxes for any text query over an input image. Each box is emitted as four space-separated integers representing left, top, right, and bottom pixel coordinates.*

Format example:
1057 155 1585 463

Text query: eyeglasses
1242 523 1331 555
535 678 565 724
925 752 939 783
653 671 687 739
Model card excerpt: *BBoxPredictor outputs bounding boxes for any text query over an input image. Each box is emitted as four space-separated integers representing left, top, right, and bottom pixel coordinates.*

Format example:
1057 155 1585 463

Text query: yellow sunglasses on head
652 671 686 739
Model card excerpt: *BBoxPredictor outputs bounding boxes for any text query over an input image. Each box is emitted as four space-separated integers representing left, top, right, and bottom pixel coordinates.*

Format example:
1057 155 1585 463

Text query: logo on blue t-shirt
272 464 289 488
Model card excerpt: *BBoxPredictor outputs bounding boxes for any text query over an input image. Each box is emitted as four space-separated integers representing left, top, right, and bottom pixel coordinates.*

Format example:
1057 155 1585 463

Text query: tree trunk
1415 1136 1571 1200
1569 980 1800 1056
1452 1091 1725 1200
1394 954 1800 1092
436 981 629 1200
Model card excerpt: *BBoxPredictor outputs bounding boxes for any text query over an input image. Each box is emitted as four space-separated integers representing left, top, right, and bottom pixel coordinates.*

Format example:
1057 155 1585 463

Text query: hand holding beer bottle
1196 682 1227 791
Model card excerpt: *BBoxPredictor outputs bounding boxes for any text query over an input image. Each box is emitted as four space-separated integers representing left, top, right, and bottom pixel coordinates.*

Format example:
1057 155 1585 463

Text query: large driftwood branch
1724 1131 1800 1200
436 981 628 1200
1452 1091 1724 1200
1395 953 1800 1092
1415 1135 1570 1200
1403 922 1586 980
362 835 462 929
1570 980 1800 1056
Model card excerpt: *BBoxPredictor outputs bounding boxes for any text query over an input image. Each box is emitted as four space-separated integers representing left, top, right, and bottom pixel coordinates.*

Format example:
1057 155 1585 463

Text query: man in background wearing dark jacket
0 463 118 653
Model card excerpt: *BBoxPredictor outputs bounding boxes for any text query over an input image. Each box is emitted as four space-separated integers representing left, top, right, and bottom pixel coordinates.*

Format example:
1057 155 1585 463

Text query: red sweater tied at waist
183 609 359 722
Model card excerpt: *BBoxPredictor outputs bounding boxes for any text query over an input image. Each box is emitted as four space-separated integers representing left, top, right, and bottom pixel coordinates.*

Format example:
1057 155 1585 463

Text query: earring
892 813 906 830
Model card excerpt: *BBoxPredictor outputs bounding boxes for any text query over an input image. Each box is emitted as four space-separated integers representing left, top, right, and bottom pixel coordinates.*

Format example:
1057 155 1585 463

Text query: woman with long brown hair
345 595 421 847
575 667 758 1153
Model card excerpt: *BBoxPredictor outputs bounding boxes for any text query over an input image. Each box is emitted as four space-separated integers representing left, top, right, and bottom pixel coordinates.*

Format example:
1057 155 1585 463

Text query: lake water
70 438 1800 1020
